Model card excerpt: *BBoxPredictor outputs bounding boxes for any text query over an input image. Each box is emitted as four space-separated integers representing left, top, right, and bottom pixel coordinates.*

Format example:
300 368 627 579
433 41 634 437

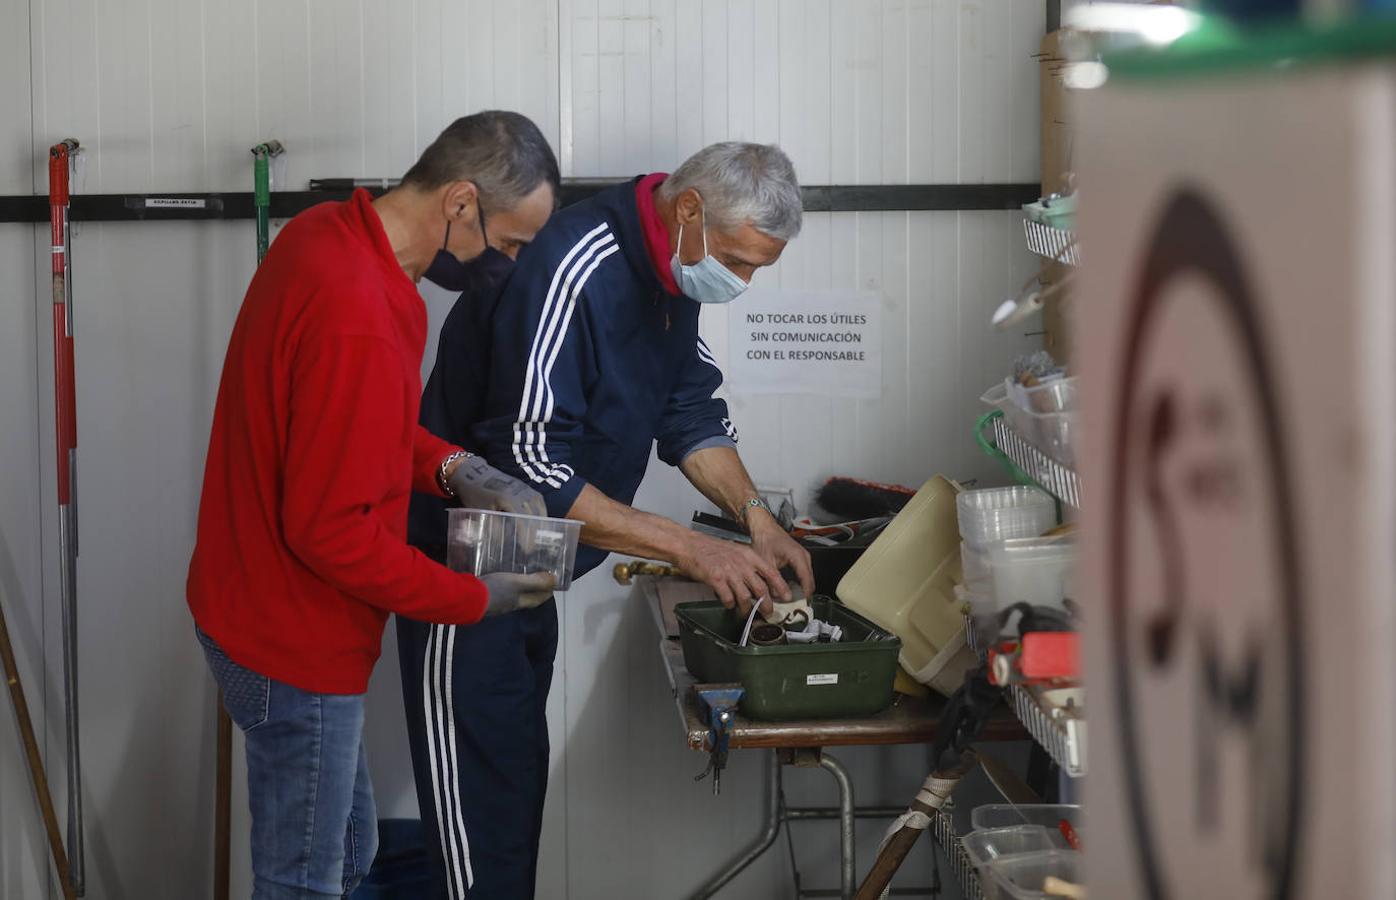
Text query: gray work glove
446 454 548 517
480 571 557 617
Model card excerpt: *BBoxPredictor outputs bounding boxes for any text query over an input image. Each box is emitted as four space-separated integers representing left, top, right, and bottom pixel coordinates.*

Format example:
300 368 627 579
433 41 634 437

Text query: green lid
1106 14 1396 81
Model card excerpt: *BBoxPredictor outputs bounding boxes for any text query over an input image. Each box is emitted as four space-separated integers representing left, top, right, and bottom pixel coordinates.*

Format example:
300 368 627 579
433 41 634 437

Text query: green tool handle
974 410 1033 485
253 152 270 264
974 409 1064 522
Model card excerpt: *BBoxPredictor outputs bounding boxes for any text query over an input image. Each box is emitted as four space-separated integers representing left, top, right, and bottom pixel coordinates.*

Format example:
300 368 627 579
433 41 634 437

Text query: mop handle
49 140 78 506
250 141 284 264
48 137 85 897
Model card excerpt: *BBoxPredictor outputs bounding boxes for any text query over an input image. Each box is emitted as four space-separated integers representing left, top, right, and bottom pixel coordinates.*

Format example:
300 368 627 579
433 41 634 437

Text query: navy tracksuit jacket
398 177 737 899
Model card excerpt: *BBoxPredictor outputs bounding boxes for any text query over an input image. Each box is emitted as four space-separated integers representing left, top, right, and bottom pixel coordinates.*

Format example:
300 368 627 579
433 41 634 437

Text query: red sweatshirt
187 189 487 694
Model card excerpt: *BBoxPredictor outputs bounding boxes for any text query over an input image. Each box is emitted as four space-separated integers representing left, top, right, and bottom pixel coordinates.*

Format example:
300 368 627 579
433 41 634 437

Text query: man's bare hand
676 533 789 616
749 514 815 599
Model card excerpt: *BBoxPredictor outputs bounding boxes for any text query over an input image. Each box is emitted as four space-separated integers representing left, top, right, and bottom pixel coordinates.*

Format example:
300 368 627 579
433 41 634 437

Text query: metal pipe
784 806 906 820
818 754 856 900
612 559 685 585
801 890 931 898
60 507 81 896
689 750 783 899
308 177 400 191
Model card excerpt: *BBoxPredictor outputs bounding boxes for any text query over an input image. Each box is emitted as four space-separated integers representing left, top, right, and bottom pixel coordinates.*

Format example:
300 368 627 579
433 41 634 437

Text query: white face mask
670 208 749 304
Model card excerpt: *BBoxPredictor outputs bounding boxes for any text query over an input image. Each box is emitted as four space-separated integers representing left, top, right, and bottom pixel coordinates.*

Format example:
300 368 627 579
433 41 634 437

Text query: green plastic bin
674 596 902 720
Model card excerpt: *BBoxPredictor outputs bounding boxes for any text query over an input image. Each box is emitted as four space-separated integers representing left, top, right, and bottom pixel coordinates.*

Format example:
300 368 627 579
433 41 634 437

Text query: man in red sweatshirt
187 111 560 900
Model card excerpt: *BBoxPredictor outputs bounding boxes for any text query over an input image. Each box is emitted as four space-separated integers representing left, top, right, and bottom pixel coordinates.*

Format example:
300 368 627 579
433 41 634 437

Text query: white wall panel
0 15 46 900
0 217 50 900
3 1 1043 897
0 17 49 890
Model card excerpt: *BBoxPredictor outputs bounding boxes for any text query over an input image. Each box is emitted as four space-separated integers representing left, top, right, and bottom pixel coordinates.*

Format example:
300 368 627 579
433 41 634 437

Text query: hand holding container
447 509 584 591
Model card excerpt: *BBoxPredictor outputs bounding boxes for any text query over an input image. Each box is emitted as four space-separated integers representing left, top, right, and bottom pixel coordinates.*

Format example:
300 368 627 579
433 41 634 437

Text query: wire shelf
965 615 987 661
931 802 986 900
965 614 1087 778
990 415 1082 509
1008 683 1087 778
1024 219 1079 265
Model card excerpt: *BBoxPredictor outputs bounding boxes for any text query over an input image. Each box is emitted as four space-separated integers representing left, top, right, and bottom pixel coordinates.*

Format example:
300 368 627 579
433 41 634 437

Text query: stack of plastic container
961 804 1084 899
980 374 1079 466
955 487 1067 643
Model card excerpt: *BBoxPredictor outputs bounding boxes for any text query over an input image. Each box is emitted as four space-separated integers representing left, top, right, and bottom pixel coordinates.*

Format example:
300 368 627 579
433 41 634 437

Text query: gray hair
659 142 802 240
401 110 561 212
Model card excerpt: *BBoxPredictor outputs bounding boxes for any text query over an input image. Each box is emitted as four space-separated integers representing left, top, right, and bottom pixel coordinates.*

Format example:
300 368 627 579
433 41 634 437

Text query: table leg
690 750 783 899
819 753 856 900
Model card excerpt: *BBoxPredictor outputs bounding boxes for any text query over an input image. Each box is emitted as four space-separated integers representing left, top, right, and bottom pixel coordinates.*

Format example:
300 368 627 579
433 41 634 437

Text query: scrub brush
814 477 916 520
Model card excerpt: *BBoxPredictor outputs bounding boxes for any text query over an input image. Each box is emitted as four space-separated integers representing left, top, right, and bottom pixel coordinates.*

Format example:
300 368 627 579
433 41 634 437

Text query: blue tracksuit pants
396 600 558 899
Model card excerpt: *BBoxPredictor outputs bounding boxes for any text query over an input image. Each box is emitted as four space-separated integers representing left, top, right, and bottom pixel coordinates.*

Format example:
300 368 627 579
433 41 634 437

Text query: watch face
1106 189 1306 900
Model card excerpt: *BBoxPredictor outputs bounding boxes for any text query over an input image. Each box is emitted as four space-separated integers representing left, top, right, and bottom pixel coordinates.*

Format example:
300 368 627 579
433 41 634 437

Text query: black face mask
423 207 515 294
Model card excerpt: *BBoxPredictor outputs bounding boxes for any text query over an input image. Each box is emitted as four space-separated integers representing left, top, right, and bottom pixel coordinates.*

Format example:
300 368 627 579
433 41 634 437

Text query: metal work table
641 578 1024 899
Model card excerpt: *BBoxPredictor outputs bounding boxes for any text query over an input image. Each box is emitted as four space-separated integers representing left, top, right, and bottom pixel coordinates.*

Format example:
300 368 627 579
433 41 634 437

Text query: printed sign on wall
725 287 882 398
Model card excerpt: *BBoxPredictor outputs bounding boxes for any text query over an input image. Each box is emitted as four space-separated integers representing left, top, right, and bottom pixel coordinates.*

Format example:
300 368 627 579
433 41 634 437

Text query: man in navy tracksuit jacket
400 142 814 898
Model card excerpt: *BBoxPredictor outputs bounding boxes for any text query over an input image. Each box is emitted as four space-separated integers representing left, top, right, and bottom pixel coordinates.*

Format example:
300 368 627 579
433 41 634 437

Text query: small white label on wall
806 673 839 686
727 287 882 398
145 198 206 209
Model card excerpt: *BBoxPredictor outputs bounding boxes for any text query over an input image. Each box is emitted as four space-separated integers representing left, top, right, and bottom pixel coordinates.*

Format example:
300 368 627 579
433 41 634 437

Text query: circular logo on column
1107 188 1305 900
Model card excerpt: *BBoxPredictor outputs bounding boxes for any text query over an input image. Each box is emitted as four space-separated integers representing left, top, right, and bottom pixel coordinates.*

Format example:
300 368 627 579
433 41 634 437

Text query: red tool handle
988 632 1081 685
1018 632 1079 681
49 142 76 505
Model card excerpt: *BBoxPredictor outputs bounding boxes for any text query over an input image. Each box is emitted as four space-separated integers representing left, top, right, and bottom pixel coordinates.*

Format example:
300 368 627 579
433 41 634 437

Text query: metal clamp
692 685 745 795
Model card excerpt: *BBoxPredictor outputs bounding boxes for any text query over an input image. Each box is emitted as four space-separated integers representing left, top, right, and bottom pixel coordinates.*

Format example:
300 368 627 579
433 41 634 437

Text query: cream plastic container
836 475 978 697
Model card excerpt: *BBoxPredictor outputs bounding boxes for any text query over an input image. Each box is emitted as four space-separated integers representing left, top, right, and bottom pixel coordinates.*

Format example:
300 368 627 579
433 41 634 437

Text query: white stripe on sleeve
696 336 720 369
512 225 613 486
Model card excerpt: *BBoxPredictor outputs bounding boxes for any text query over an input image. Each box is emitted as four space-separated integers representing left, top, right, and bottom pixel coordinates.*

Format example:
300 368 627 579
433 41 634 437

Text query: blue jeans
198 627 378 899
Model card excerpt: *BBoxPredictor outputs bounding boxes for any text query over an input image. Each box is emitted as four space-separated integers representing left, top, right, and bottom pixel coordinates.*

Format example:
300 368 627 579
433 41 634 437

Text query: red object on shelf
1020 631 1079 680
1059 818 1082 851
988 631 1080 685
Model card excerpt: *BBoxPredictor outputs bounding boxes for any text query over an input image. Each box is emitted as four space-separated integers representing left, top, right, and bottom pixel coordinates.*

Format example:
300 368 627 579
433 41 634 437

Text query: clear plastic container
1007 376 1077 415
988 536 1075 616
957 487 1056 548
446 509 584 591
960 541 993 595
980 381 1080 467
971 803 1083 834
986 849 1085 900
962 825 1066 872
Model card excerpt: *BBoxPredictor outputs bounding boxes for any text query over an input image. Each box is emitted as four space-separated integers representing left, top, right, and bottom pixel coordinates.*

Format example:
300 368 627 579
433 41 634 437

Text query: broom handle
49 138 86 898
214 694 231 900
214 139 284 900
854 752 979 900
0 586 77 900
